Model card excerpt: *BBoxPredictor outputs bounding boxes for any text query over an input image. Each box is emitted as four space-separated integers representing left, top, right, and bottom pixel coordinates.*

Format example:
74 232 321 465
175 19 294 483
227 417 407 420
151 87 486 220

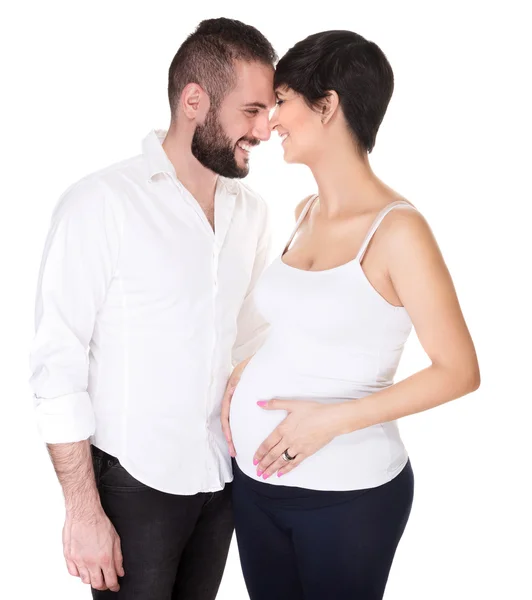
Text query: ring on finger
282 449 296 462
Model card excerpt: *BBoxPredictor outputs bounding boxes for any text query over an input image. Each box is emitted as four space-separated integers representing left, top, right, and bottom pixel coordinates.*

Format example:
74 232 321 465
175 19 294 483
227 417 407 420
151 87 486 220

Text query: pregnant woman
222 30 480 600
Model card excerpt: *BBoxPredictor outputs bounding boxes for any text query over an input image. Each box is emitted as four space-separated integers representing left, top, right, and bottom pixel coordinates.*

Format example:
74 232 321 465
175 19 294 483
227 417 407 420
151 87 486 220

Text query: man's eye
246 110 259 116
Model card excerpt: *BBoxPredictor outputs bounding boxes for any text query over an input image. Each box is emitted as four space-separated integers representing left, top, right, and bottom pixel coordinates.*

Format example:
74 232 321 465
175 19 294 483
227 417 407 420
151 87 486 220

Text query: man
29 18 277 599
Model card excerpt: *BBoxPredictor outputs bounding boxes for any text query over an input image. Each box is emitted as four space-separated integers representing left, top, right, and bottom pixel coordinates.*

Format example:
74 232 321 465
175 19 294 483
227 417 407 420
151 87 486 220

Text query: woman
221 30 480 600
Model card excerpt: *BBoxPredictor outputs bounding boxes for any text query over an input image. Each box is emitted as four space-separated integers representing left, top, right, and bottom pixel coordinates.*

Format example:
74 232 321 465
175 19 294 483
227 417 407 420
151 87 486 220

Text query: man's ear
181 83 211 123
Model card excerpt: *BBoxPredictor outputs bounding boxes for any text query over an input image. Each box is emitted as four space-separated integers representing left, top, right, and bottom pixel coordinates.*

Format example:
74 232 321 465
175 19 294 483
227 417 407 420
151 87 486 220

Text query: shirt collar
142 129 175 181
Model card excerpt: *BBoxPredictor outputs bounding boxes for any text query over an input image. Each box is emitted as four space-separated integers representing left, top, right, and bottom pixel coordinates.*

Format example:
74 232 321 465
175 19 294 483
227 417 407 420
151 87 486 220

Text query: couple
30 17 480 600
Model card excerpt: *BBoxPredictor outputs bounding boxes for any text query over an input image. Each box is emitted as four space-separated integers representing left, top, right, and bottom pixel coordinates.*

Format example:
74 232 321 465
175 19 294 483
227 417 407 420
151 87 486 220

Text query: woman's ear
321 90 340 125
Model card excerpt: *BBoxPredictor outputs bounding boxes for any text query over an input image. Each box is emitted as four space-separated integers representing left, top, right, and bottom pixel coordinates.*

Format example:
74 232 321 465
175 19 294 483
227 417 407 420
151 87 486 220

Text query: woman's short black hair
274 30 394 152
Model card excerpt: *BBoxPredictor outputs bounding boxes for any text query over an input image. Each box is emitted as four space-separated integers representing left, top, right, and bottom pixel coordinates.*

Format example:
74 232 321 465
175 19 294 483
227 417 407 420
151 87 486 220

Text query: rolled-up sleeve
232 197 272 366
29 180 121 443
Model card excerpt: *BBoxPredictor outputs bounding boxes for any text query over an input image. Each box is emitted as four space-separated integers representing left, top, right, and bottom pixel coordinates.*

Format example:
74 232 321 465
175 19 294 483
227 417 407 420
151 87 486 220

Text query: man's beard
191 109 255 179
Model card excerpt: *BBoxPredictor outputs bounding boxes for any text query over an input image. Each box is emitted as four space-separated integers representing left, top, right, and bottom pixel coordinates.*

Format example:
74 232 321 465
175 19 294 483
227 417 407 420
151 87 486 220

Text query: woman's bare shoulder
294 194 316 221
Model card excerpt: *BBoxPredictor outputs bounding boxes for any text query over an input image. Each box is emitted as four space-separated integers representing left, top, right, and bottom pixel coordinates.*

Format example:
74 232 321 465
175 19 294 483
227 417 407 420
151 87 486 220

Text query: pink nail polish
262 472 270 480
256 401 267 407
278 472 284 477
253 459 259 466
257 470 263 477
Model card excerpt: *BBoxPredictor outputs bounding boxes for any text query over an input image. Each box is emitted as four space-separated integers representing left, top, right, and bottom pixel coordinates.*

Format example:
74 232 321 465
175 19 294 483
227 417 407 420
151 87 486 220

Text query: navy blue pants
232 460 414 600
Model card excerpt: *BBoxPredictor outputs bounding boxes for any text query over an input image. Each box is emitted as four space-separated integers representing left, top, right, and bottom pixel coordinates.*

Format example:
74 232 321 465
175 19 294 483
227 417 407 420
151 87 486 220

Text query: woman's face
269 87 324 165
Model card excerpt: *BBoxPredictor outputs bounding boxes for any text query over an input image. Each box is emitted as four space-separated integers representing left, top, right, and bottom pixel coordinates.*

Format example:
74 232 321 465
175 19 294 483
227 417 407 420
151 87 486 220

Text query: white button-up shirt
29 130 271 494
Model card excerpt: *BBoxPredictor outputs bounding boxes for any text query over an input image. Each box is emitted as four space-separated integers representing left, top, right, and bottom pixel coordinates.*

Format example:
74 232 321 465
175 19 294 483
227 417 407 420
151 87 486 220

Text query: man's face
191 60 275 178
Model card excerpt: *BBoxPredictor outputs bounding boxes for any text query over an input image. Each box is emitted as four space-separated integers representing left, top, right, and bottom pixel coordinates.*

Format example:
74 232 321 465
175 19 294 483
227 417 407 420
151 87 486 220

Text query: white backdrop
1 1 531 598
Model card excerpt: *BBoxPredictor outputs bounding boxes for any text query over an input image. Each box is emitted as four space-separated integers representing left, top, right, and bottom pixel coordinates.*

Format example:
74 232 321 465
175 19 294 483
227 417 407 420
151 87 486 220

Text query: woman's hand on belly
221 356 253 457
253 399 344 479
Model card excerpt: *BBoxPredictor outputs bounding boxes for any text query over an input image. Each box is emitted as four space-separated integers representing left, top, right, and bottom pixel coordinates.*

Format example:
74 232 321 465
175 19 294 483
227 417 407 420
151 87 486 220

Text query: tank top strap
356 201 416 263
283 194 319 254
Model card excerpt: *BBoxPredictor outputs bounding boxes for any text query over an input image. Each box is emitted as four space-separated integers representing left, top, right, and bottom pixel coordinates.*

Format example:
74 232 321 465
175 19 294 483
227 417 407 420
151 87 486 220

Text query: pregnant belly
230 344 407 490
229 352 408 490
229 354 373 470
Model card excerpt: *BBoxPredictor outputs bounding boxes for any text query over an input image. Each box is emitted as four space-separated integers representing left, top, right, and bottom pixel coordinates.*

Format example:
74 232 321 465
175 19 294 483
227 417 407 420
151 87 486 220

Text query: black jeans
91 446 234 600
233 459 414 600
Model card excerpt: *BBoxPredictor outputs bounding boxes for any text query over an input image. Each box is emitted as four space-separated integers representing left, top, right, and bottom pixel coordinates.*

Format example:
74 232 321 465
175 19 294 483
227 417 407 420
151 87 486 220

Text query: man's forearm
47 440 102 518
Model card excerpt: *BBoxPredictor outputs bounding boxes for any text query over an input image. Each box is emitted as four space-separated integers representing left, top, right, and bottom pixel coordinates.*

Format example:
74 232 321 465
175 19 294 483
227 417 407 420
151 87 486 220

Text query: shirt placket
167 175 235 489
207 240 219 423
202 235 222 487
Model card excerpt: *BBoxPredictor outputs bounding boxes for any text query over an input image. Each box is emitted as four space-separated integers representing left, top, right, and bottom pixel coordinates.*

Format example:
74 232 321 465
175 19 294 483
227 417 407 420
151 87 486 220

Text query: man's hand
47 440 125 592
221 357 252 457
63 509 124 592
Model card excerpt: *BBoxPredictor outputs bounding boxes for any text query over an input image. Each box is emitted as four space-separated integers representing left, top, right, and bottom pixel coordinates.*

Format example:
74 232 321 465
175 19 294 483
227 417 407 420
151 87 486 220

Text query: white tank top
230 196 416 491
